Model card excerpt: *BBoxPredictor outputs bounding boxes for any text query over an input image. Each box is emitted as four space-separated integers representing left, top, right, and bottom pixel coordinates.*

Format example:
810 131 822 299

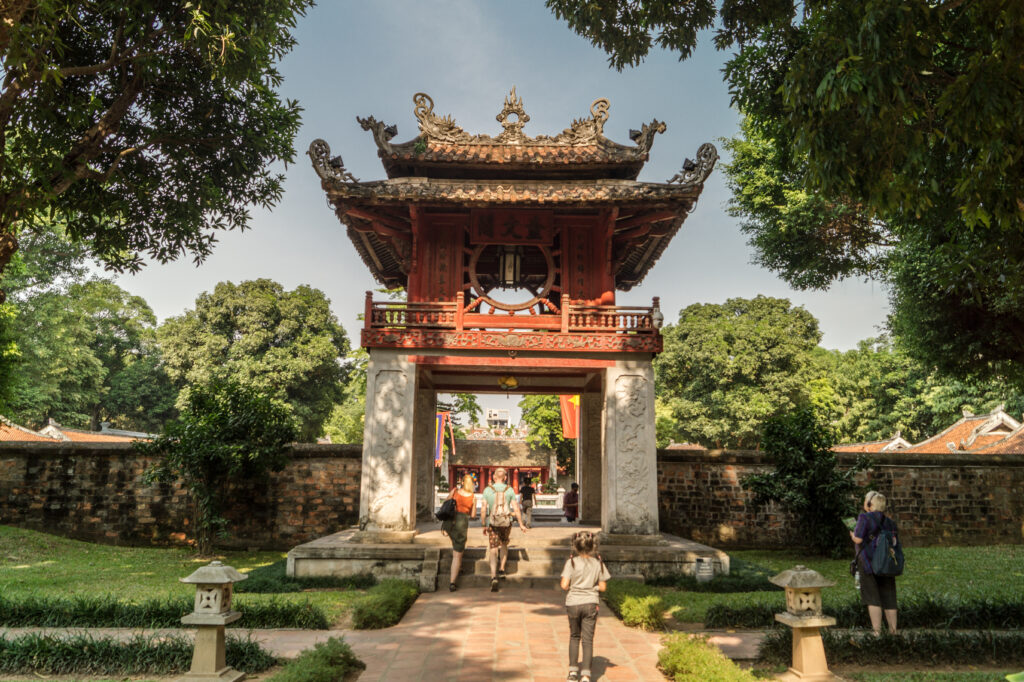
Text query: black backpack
870 517 905 577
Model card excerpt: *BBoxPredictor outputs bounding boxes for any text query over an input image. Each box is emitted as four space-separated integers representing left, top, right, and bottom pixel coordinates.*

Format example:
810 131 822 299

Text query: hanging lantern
498 245 522 289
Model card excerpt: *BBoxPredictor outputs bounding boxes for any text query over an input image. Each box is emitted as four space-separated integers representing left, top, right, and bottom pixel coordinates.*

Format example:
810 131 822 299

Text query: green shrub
0 633 277 674
759 628 1024 666
705 596 1024 630
0 593 329 629
603 581 665 630
647 558 781 593
266 637 365 681
235 560 376 593
658 633 759 681
350 579 419 629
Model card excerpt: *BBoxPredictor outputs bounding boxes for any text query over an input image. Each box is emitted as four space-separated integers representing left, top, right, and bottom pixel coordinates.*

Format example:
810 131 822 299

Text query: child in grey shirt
560 531 610 682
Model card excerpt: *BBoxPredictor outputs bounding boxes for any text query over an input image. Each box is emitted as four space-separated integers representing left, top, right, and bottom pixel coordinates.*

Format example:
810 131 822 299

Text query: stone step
451 574 563 590
464 559 560 577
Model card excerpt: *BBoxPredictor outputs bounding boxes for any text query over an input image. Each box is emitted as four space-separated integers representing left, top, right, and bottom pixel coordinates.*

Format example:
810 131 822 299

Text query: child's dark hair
569 531 605 572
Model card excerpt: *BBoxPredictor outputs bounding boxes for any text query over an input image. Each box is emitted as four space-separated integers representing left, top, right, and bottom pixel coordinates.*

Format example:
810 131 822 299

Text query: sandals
490 578 499 592
449 582 457 592
497 569 507 580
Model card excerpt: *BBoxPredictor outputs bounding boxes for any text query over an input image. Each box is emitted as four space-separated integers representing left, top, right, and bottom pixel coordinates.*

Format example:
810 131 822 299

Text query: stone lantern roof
180 560 248 585
769 565 836 590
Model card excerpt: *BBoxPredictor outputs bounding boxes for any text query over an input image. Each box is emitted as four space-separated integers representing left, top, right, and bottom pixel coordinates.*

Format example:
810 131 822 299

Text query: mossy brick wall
3 442 1022 549
657 449 1024 548
0 442 361 549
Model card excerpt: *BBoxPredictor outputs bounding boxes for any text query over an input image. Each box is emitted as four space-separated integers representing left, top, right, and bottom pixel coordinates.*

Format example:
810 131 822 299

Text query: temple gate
293 90 724 585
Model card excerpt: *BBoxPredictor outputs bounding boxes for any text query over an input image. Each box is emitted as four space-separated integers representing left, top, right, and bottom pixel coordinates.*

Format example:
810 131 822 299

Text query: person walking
563 482 579 523
444 474 477 592
481 467 527 592
560 530 610 682
519 477 537 528
851 490 899 635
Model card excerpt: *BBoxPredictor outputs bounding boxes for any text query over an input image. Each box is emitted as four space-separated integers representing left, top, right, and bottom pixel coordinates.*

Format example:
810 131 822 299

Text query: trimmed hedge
0 593 329 630
706 597 1024 630
266 636 365 681
236 560 376 593
603 580 665 630
350 579 419 629
0 633 277 675
647 558 781 594
759 628 1024 666
658 633 758 681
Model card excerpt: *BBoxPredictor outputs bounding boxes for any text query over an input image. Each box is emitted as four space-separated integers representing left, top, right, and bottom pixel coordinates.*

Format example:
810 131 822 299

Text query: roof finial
496 86 530 143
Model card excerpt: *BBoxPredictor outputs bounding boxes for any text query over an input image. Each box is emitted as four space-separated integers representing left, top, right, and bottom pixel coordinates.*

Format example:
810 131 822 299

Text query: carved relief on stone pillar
365 369 409 525
613 374 654 532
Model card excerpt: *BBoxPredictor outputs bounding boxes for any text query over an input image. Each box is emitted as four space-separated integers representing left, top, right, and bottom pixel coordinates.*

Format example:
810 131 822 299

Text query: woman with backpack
851 490 900 635
481 467 527 592
444 474 478 592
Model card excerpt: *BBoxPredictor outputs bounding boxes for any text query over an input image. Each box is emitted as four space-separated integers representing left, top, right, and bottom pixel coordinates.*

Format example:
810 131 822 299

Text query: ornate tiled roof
309 90 718 290
354 90 665 180
970 425 1024 454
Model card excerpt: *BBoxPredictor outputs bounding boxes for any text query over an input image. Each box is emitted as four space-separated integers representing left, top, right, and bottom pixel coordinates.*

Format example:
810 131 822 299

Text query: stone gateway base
286 523 728 592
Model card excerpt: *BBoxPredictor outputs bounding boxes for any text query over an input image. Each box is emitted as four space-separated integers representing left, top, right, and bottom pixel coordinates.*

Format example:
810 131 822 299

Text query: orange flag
560 395 580 439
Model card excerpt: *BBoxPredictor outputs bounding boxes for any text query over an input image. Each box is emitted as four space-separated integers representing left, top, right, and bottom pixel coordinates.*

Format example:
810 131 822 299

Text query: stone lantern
177 560 248 682
769 565 838 682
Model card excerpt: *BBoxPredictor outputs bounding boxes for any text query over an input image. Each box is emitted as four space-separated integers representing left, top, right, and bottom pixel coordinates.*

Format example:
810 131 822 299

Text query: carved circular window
468 244 555 312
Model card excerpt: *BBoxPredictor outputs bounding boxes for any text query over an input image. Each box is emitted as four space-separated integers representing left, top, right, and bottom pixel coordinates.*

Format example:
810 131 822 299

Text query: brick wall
657 449 1024 548
3 443 1022 549
0 442 360 550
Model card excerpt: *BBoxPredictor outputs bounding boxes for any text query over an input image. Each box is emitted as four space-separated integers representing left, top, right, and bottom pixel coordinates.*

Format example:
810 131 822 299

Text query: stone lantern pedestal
770 565 839 682
176 560 248 682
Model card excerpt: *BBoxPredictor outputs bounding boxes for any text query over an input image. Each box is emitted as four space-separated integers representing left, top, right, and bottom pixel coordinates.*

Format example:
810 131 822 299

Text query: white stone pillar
413 387 437 522
601 359 659 535
359 349 418 534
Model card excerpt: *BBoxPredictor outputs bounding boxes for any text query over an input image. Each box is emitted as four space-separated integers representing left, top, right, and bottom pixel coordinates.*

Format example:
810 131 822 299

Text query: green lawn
0 526 362 625
662 545 1024 623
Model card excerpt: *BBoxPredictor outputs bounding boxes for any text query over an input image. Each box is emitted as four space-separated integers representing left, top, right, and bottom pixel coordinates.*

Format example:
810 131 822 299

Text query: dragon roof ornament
355 89 666 151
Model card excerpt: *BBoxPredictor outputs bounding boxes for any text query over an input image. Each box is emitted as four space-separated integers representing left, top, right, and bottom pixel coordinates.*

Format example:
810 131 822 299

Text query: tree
819 337 1024 444
158 279 350 440
438 393 483 434
655 296 822 448
519 394 575 476
0 1 311 301
549 0 1024 380
4 277 176 430
323 348 368 444
139 381 298 555
742 407 868 557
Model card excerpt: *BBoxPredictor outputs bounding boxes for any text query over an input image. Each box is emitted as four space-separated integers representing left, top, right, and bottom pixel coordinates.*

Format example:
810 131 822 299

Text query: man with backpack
482 468 528 592
851 490 904 635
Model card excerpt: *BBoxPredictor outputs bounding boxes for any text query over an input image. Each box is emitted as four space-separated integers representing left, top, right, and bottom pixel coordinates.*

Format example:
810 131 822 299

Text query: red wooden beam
613 210 678 233
409 356 615 369
346 206 411 233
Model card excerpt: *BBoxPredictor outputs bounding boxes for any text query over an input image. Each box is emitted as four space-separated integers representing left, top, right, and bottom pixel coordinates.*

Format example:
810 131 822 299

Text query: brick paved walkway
345 586 666 682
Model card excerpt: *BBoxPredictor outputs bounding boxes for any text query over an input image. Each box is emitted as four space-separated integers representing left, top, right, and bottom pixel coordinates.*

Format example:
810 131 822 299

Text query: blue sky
113 1 889 417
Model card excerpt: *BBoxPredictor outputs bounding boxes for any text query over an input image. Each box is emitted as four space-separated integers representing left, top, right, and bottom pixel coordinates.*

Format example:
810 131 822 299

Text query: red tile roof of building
902 407 1020 453
0 416 57 442
834 435 911 453
970 426 1024 454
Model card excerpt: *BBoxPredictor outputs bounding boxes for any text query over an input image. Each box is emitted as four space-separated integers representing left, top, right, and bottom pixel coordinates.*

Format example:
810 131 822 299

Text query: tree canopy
139 380 298 554
158 279 350 441
655 296 822 448
518 394 575 475
0 0 311 301
549 0 1024 379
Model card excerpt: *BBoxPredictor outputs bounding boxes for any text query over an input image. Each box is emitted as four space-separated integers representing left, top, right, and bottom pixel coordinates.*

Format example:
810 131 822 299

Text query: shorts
486 524 512 548
859 571 898 610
